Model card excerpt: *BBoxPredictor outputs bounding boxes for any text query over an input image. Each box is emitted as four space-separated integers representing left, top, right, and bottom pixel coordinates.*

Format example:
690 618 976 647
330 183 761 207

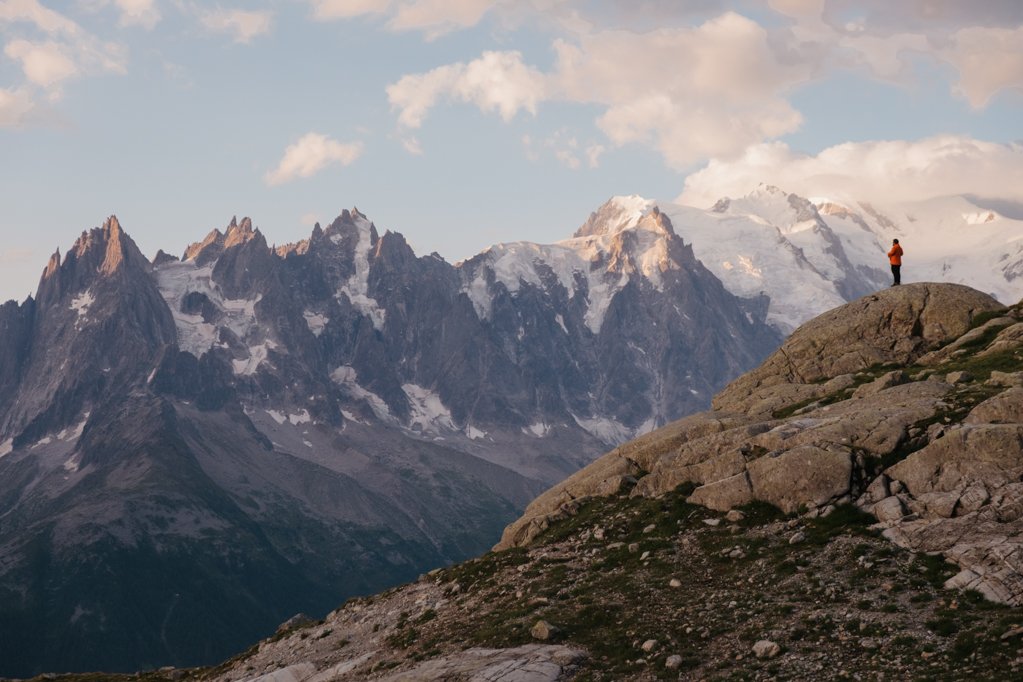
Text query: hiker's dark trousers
891 264 901 285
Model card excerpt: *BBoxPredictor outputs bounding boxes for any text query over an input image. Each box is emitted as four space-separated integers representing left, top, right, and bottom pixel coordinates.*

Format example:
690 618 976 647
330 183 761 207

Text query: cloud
942 25 1023 108
307 0 393 21
677 136 1023 208
387 50 545 129
0 87 35 126
112 0 160 29
389 13 809 167
307 0 496 36
0 0 82 36
0 0 128 124
771 1 1023 106
388 0 494 38
198 7 273 44
817 1 1023 33
4 40 77 90
265 133 363 186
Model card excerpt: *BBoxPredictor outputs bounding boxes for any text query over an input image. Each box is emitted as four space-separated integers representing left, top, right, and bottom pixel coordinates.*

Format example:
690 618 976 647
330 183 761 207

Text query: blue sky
1 0 1022 303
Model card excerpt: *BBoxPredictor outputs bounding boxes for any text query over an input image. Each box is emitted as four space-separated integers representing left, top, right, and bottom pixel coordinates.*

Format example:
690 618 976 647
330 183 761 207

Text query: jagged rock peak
331 207 371 228
99 215 128 274
64 215 144 276
152 249 179 267
183 216 259 265
324 207 379 249
183 228 225 263
224 216 256 248
573 195 658 239
43 249 60 279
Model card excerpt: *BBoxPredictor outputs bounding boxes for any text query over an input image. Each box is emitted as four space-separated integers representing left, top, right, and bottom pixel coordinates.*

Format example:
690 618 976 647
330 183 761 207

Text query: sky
1 0 1022 303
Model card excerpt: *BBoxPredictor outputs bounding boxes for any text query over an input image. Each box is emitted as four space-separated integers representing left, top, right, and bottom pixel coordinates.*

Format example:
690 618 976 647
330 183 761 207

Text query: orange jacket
888 243 903 265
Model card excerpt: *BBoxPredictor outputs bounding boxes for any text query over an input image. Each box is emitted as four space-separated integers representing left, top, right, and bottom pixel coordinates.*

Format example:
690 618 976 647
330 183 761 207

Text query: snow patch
303 311 329 337
31 436 53 449
460 207 675 334
288 410 312 425
330 366 393 421
572 414 633 445
607 195 656 231
70 290 95 319
402 384 455 433
555 314 568 334
155 261 266 357
63 452 81 473
302 439 313 449
340 409 364 424
465 425 487 440
524 422 550 438
266 410 287 425
0 439 12 458
337 215 386 331
233 341 276 376
963 211 997 225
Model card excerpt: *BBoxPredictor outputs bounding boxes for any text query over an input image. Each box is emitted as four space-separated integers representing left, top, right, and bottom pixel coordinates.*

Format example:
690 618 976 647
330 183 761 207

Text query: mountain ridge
0 203 778 676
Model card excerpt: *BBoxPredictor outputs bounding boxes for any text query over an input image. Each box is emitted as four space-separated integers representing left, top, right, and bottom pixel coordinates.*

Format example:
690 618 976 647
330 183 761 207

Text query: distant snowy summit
571 185 1023 334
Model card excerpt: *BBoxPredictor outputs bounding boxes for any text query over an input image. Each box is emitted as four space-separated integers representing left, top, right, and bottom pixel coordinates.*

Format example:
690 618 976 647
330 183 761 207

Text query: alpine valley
0 187 1019 677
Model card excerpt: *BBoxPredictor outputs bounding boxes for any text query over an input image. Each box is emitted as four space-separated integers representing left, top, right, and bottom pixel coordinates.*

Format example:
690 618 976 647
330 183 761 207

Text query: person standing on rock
888 239 903 286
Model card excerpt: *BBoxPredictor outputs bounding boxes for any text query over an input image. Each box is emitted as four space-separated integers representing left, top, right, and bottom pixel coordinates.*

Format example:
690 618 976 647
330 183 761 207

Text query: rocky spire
99 215 127 275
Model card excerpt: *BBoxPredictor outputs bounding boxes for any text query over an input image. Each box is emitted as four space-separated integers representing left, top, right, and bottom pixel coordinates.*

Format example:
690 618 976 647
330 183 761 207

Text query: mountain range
0 201 775 676
0 186 1020 676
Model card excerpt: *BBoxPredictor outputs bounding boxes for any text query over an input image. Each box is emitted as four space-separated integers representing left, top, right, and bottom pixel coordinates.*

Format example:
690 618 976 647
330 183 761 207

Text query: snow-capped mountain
0 208 778 676
604 185 1023 333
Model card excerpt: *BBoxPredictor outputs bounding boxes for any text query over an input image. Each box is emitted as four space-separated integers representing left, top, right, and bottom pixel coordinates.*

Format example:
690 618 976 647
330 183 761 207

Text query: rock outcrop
712 283 1000 416
498 283 1023 609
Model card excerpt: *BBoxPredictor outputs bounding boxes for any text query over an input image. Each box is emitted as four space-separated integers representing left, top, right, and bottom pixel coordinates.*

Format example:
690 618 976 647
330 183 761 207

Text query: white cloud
112 0 160 29
0 1 127 123
265 133 363 186
942 25 1023 108
308 0 498 36
307 0 393 21
387 50 545 129
199 7 273 44
4 40 77 90
585 143 604 168
0 0 82 36
388 0 494 38
677 136 1023 208
0 87 35 127
389 13 809 167
774 1 1023 106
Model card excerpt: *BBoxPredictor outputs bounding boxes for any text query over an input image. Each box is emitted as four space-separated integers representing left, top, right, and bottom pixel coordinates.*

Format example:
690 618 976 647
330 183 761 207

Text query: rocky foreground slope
39 281 1022 682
